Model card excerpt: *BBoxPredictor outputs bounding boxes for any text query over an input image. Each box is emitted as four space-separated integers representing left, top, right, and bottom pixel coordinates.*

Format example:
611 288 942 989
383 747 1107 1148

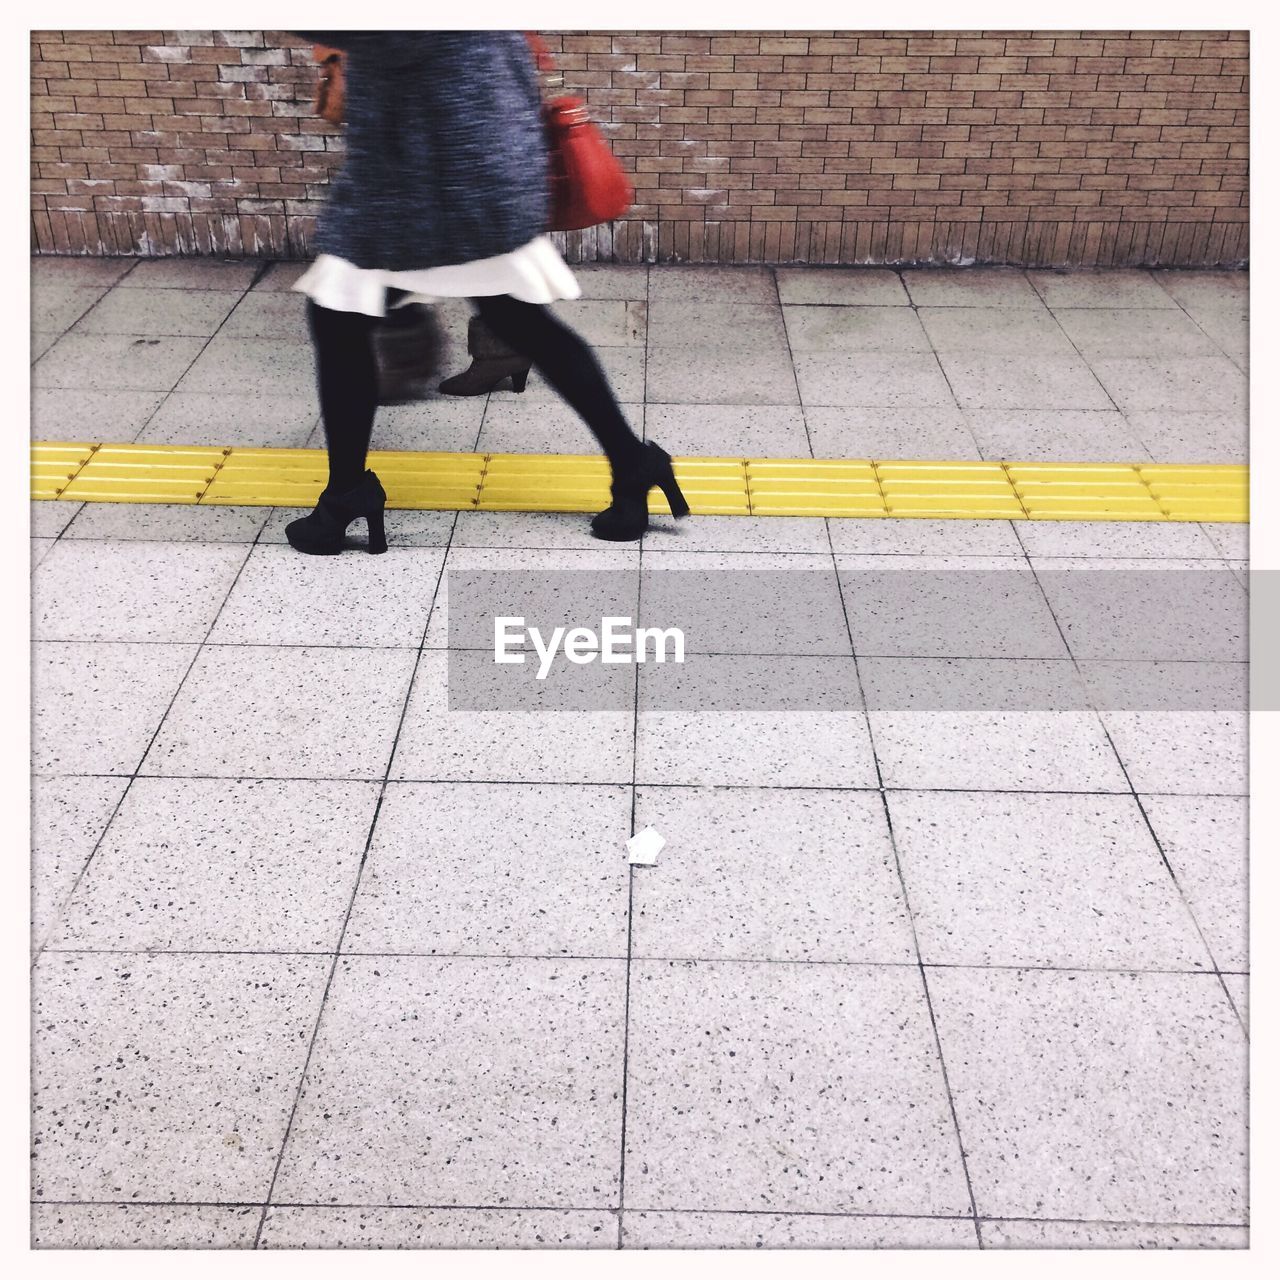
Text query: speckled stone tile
71 287 242 337
980 1220 1248 1249
251 260 310 291
1200 522 1249 560
1014 520 1222 559
31 775 130 951
928 967 1247 1223
564 263 649 300
34 540 248 643
272 955 625 1206
117 258 259 291
836 556 1066 659
344 781 630 956
805 405 981 459
491 346 645 403
1141 794 1247 971
647 265 778 305
31 501 83 539
1151 269 1248 312
31 951 329 1203
1089 358 1246 415
390 650 635 784
902 268 1041 308
625 960 970 1215
793 352 954 409
860 658 1128 792
477 398 643 454
258 505 456 548
1027 268 1180 310
142 645 417 780
965 409 1148 462
32 387 167 442
1124 410 1248 464
632 787 912 963
647 300 787 352
260 1206 617 1248
827 517 1023 556
451 510 603 550
647 348 798 405
1082 661 1247 796
937 353 1113 411
1223 974 1248 1033
49 778 379 953
643 514 830 554
32 283 109 334
360 398 487 452
220 289 310 340
34 333 209 392
32 331 58 362
62 502 271 543
209 544 445 647
635 655 877 788
33 641 197 776
776 266 909 305
31 538 56 570
919 306 1077 355
783 305 931 353
623 1211 977 1248
1031 557 1246 663
174 337 317 400
643 403 809 456
1052 307 1221 360
32 256 138 286
31 1203 261 1249
136 390 319 447
890 790 1210 970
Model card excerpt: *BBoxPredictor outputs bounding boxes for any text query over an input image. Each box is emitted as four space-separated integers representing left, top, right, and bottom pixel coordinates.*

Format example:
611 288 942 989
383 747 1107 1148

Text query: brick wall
31 29 1249 266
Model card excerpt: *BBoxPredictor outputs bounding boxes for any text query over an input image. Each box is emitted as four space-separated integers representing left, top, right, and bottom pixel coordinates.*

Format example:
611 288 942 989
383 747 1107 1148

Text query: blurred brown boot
439 315 532 396
374 299 445 404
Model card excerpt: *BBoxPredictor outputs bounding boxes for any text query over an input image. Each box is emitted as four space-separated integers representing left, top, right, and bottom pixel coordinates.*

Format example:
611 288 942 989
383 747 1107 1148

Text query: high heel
590 441 689 542
438 315 532 397
285 470 389 555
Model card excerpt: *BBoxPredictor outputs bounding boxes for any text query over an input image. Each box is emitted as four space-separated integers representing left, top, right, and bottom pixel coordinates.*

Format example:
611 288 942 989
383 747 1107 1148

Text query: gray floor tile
1089 357 1246 414
1015 519 1222 559
366 399 487 452
1052 307 1222 360
647 265 778 304
488 346 643 403
644 404 808 456
1142 793 1247 971
625 960 971 1215
938 353 1114 411
1125 410 1248 463
220 289 311 340
1151 269 1248 312
345 781 630 957
784 304 931 353
918 306 1077 355
981 1220 1248 1249
31 331 58 362
551 298 647 346
175 336 317 400
902 268 1042 308
836 555 1068 659
965 408 1147 461
31 1204 262 1249
794 353 955 409
631 787 914 963
623 1211 977 1248
49 778 379 953
565 263 649 299
117 258 259 290
1223 973 1248 1033
647 300 787 352
209 544 444 647
31 775 130 951
827 517 1023 556
929 967 1247 1222
63 502 271 543
34 540 248 643
272 955 626 1206
635 655 877 788
31 951 328 1203
451 510 603 550
32 256 138 286
1028 268 1179 309
648 348 798 405
32 387 166 442
260 1206 616 1248
31 283 109 334
1200 522 1249 559
33 641 197 776
391 650 635 784
478 399 642 454
1084 661 1247 795
860 657 1129 792
33 333 208 392
251 260 310 292
1191 306 1248 367
137 390 319 447
71 287 242 337
258 504 455 548
142 645 417 780
643 514 830 554
891 790 1210 969
31 537 56 570
775 266 910 306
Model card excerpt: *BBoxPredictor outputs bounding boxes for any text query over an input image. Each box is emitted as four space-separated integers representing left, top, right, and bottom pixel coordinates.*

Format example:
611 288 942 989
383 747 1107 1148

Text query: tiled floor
30 259 1248 1251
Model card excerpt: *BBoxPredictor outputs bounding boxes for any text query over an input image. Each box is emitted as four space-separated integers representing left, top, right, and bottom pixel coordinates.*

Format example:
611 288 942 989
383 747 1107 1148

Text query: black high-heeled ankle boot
285 470 388 555
590 442 690 542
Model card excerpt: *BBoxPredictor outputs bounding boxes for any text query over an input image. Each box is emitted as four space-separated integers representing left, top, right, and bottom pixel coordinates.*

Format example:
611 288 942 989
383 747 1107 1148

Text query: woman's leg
307 298 380 493
472 294 644 468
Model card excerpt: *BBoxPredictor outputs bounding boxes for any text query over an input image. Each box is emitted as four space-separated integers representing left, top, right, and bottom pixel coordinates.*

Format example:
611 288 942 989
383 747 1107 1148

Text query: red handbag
526 33 633 231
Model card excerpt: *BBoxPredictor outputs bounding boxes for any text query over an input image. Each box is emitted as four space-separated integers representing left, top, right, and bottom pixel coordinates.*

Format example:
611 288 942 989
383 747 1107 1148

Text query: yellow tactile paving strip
30 442 1248 522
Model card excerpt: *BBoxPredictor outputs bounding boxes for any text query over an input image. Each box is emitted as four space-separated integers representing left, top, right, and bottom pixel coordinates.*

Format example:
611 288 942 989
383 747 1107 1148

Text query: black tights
307 294 644 493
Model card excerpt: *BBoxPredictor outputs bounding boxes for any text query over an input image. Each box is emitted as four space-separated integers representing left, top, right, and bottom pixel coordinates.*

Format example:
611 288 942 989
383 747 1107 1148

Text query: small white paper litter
627 826 665 866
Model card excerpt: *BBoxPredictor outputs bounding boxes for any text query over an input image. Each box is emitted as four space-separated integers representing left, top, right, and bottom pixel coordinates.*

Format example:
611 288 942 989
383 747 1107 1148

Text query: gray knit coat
296 31 550 271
